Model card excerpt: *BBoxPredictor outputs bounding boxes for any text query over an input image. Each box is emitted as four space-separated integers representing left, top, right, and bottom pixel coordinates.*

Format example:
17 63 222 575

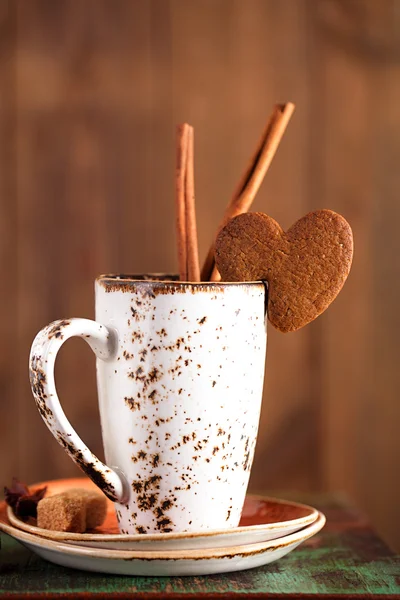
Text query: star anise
4 477 47 519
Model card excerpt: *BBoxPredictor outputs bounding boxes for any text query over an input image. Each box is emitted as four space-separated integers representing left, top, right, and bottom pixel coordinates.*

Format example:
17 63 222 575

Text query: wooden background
0 0 399 551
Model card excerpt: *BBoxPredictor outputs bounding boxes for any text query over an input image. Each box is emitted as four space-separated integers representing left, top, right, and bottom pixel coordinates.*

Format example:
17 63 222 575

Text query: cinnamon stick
201 102 295 282
176 124 190 281
175 123 200 282
185 126 200 282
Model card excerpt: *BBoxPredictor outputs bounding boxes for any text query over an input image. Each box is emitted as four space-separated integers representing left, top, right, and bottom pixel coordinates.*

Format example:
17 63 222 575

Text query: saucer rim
5 477 319 543
1 511 326 561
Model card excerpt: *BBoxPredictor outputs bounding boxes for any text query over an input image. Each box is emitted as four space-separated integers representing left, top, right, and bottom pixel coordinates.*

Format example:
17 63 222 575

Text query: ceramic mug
29 274 267 534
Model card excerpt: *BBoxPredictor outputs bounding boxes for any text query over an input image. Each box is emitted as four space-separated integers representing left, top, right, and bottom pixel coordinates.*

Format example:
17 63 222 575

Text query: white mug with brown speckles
29 275 267 535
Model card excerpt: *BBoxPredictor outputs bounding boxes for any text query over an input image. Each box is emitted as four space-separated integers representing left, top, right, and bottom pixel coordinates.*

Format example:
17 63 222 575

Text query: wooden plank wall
0 1 17 488
314 0 400 551
0 0 398 551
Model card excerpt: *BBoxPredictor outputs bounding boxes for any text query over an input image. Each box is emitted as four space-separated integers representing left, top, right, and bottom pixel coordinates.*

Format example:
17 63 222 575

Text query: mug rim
96 273 266 289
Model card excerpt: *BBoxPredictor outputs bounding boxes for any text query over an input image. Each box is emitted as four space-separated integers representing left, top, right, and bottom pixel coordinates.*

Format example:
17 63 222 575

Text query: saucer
5 477 319 551
0 505 326 576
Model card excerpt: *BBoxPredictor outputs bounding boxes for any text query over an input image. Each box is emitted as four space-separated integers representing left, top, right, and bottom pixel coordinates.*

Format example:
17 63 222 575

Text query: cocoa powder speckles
168 365 182 376
243 436 251 471
151 453 160 467
198 316 207 325
170 441 181 450
132 330 144 343
137 492 158 510
160 499 172 511
30 356 46 395
130 307 144 322
30 356 53 423
47 320 71 340
57 435 117 501
156 328 168 337
127 365 163 390
146 475 162 490
175 337 185 349
130 473 175 531
125 397 141 411
36 399 53 422
148 367 162 383
139 349 148 362
156 517 172 532
127 367 139 380
123 350 133 360
193 439 208 451
136 525 147 534
148 389 158 404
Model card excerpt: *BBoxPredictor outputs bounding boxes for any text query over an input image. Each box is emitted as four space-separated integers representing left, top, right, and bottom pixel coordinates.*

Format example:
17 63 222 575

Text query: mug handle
29 318 128 503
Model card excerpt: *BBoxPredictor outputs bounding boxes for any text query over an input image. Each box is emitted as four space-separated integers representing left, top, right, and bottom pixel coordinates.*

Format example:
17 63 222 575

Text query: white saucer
5 477 319 551
0 510 326 576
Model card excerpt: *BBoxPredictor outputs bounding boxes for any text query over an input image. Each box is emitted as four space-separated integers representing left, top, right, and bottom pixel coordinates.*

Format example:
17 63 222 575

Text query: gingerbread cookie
215 210 353 332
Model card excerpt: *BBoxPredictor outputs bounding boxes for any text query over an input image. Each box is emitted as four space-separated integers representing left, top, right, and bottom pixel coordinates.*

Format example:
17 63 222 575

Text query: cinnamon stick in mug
201 103 295 282
175 123 200 282
185 126 200 282
176 124 190 281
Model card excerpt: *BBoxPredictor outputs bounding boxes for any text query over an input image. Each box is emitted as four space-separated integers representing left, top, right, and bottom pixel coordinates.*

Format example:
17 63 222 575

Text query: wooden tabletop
0 494 399 599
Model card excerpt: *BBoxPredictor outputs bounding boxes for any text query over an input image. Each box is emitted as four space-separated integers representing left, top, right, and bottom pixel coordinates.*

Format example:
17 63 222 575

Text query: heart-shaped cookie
215 210 353 332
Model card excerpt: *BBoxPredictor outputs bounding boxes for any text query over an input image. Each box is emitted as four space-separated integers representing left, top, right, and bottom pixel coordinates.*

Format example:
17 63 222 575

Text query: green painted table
0 494 399 599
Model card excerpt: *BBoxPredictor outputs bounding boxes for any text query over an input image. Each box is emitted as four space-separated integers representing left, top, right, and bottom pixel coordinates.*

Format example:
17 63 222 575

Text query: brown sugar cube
63 488 107 530
37 494 86 533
